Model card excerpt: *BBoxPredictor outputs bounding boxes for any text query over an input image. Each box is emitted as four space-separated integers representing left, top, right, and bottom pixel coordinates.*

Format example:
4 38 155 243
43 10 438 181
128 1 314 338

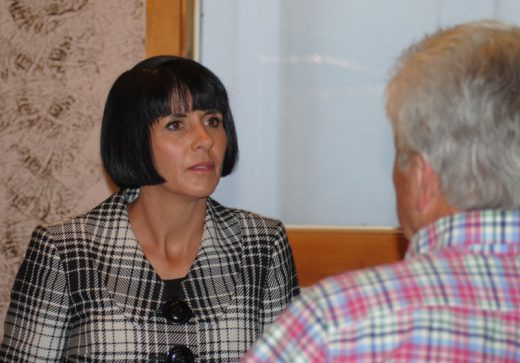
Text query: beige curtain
0 0 145 338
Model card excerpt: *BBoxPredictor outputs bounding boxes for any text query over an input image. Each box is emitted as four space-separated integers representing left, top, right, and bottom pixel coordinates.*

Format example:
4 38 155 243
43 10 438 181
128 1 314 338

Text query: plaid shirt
243 210 520 362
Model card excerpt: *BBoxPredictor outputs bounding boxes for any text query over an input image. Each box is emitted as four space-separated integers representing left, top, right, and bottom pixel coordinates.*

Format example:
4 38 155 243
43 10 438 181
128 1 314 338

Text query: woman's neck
128 186 207 279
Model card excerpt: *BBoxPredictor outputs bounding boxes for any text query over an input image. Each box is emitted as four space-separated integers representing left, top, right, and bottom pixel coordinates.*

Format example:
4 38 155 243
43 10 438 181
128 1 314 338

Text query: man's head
386 20 520 240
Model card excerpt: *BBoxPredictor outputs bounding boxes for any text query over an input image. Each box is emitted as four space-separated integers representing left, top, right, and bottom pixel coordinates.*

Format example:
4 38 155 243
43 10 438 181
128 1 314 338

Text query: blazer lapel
183 198 243 322
98 192 243 325
97 189 164 326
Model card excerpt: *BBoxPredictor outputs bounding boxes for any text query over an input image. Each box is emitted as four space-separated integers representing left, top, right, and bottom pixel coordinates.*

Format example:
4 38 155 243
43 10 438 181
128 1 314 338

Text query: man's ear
412 154 441 213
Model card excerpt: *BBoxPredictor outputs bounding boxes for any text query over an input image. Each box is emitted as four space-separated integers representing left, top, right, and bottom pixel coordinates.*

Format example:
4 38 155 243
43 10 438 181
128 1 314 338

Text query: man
242 20 520 362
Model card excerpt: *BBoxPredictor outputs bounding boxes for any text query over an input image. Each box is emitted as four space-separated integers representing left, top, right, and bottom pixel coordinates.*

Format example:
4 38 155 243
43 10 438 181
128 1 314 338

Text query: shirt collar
407 209 520 258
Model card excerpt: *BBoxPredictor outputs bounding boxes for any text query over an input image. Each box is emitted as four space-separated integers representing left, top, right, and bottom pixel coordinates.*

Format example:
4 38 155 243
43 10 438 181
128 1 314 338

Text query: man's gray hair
386 19 520 210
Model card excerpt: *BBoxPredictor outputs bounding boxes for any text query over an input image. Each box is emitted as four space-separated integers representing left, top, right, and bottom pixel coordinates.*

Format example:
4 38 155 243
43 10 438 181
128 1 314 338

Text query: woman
0 56 300 362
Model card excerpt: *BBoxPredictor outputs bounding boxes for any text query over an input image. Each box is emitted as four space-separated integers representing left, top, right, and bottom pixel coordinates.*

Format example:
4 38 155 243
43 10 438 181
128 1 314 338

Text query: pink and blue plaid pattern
243 210 520 362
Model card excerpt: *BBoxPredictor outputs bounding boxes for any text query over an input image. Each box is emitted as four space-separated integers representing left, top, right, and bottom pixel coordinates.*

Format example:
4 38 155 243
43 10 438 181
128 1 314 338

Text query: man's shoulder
301 257 433 321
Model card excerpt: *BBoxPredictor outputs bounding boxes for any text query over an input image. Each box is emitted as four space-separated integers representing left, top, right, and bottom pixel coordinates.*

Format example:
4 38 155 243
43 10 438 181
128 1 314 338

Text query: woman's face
149 108 228 200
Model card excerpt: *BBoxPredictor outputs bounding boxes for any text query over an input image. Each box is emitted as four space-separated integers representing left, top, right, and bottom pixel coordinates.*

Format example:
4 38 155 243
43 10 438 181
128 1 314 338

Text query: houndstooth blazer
0 188 300 362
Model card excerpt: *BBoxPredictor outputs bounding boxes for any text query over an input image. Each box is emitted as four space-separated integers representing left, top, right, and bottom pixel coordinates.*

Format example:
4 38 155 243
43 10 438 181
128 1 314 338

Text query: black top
163 277 185 299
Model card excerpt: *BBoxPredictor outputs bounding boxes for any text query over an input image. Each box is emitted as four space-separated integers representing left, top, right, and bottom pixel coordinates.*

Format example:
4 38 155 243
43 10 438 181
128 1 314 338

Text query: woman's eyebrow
204 109 222 115
170 112 187 117
169 109 222 117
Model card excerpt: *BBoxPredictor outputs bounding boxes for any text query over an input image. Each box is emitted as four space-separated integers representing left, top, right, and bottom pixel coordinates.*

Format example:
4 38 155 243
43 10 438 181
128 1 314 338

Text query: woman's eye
166 120 183 130
205 117 223 128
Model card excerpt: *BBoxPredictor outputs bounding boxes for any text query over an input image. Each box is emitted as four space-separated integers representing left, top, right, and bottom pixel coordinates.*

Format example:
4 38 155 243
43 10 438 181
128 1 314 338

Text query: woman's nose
191 123 214 150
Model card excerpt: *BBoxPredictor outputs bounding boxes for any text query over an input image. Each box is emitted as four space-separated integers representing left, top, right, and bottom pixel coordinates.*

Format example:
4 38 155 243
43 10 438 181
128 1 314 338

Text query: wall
0 0 145 338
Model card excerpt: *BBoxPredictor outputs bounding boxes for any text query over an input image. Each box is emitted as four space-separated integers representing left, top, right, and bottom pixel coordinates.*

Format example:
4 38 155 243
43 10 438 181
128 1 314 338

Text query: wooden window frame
146 1 407 287
146 0 200 59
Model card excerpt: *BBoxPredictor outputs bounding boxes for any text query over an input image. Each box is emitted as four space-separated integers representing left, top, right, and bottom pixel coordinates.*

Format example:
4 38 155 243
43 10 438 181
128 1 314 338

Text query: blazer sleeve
1 226 70 362
261 222 300 325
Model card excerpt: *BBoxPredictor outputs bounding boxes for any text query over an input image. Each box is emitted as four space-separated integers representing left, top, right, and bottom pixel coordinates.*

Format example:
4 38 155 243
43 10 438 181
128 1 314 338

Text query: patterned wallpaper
0 0 145 337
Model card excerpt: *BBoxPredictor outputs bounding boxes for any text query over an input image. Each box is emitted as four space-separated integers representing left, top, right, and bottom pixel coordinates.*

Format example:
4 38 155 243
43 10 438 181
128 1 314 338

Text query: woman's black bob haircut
100 55 239 189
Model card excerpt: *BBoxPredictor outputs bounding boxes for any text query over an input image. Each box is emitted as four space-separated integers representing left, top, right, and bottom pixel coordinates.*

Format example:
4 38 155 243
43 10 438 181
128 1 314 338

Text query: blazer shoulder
36 191 127 243
208 198 285 231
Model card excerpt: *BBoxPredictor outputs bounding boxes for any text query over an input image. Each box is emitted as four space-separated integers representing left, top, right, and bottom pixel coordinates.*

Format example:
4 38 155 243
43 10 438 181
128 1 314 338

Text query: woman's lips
188 162 215 171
